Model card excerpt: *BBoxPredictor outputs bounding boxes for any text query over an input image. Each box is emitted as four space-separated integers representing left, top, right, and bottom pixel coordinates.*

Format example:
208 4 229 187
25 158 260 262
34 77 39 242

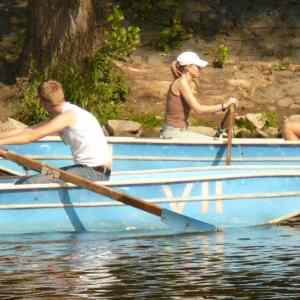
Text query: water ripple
0 226 300 299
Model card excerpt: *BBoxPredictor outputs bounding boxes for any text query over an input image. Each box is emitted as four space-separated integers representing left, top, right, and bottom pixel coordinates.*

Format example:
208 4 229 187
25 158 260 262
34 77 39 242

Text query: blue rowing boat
1 165 300 235
1 137 300 175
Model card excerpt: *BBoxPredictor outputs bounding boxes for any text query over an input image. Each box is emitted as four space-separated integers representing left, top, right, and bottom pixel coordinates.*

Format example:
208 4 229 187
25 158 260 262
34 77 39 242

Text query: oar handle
0 148 162 217
220 105 232 130
225 104 235 165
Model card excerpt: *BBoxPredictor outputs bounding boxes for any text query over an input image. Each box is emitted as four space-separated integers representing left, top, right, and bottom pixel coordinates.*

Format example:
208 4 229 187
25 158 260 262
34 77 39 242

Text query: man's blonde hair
38 80 65 105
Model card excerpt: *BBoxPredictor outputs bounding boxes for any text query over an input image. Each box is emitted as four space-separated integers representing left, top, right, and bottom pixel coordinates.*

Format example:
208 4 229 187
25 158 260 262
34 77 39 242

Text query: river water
0 225 299 299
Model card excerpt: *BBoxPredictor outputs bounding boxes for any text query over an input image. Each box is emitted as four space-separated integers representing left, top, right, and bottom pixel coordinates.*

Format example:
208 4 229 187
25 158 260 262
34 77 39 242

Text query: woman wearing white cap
160 51 238 139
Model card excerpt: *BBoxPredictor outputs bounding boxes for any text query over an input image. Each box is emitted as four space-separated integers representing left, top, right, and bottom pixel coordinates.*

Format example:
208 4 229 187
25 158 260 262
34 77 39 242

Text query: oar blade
225 104 235 166
161 209 216 234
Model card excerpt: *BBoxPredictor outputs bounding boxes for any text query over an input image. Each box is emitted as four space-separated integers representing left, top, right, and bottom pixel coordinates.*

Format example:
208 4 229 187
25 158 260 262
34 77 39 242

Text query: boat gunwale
1 190 300 210
36 136 300 145
4 155 300 162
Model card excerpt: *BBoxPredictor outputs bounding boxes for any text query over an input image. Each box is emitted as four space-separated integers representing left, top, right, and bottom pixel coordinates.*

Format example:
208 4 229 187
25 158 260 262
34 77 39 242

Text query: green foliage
155 17 189 52
262 112 278 128
120 0 183 25
234 112 279 138
213 44 230 68
16 77 49 125
15 6 139 125
0 29 26 62
235 117 256 131
123 0 154 22
16 54 129 125
103 6 141 60
190 119 217 128
85 52 129 123
131 113 162 128
120 0 188 51
272 61 290 71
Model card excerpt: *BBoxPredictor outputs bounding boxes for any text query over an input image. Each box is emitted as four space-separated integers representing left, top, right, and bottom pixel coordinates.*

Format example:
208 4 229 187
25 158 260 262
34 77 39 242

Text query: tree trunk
19 0 96 74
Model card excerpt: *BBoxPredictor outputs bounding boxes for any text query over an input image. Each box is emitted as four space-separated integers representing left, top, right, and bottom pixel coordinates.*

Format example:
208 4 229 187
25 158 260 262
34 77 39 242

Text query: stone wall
181 0 300 62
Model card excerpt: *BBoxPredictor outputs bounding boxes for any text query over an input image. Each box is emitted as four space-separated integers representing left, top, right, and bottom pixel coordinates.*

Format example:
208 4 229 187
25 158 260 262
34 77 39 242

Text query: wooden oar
0 148 215 234
225 104 235 165
0 166 22 176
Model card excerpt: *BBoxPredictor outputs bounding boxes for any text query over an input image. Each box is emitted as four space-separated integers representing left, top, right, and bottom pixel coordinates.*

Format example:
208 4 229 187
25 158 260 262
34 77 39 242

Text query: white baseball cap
177 51 208 68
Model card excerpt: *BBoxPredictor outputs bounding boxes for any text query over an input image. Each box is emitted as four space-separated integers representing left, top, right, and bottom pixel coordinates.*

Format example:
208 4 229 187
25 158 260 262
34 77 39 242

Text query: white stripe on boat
1 191 300 210
2 169 300 190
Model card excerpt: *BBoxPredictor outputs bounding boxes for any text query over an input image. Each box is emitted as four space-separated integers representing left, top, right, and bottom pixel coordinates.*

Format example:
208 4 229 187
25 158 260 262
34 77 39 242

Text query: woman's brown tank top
165 83 191 128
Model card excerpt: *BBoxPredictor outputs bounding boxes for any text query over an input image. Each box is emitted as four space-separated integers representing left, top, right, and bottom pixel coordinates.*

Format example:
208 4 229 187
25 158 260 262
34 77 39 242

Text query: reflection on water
0 225 300 299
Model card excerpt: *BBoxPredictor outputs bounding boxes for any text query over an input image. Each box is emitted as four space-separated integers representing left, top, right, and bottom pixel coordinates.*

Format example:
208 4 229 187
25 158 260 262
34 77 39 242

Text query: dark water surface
0 225 300 300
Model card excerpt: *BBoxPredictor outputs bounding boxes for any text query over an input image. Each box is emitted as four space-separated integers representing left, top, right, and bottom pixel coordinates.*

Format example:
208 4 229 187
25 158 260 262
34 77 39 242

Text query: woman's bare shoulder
169 78 182 95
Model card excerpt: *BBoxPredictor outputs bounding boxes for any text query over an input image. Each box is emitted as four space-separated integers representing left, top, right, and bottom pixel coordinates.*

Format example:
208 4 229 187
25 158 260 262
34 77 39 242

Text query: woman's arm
179 78 238 114
0 111 75 145
179 77 223 114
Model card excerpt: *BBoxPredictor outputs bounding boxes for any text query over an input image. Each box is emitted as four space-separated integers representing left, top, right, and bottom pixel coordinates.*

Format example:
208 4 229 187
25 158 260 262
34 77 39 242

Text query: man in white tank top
0 80 112 184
